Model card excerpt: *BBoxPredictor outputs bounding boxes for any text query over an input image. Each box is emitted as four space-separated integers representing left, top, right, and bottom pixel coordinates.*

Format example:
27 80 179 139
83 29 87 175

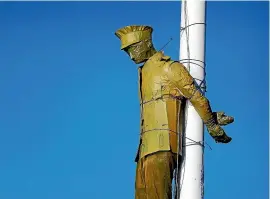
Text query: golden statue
115 25 234 199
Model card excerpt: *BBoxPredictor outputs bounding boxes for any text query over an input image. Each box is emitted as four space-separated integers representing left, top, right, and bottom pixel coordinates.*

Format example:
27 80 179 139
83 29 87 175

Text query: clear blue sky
0 2 268 199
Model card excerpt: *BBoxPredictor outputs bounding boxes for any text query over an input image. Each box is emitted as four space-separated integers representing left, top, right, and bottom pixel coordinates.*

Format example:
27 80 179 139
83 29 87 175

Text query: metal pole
178 1 206 199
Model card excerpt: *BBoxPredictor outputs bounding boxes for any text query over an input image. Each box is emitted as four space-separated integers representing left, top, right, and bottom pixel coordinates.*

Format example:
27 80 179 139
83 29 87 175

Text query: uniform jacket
135 52 214 162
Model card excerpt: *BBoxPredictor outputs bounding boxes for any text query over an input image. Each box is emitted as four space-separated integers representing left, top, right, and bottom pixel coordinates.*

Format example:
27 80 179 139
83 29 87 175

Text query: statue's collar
148 51 171 62
138 51 171 69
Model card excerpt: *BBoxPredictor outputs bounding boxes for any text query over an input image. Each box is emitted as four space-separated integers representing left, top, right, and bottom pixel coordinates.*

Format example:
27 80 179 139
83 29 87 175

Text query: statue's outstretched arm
167 62 233 143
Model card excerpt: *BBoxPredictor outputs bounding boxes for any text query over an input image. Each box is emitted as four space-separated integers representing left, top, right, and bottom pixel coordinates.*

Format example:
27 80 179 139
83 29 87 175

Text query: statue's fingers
222 116 234 125
217 113 234 125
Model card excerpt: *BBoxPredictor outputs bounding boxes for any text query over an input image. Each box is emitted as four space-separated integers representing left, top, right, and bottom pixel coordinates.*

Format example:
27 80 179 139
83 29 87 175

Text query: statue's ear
146 39 153 48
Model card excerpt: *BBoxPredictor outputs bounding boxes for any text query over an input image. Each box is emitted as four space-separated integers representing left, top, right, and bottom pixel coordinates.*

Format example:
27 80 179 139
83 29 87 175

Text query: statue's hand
206 124 232 143
214 111 234 126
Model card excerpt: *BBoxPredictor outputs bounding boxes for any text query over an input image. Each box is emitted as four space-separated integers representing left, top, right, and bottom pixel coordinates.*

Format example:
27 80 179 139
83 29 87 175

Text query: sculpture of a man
115 25 234 199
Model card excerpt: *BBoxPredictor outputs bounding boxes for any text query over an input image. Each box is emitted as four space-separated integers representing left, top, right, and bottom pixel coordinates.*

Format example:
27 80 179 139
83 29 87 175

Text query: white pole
178 1 206 199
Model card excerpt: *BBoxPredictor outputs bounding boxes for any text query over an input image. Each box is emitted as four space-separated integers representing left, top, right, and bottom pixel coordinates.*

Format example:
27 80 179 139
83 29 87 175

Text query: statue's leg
135 157 147 199
143 151 176 199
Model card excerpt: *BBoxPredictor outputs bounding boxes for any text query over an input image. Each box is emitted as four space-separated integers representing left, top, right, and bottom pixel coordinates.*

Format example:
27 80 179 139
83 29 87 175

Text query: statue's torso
136 52 185 161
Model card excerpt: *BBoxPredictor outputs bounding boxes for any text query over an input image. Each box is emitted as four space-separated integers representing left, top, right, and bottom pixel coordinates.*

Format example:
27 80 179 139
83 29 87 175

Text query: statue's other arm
166 61 232 143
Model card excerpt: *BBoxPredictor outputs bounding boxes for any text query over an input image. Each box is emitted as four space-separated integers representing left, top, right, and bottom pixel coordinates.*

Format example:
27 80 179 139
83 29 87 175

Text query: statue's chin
133 59 145 64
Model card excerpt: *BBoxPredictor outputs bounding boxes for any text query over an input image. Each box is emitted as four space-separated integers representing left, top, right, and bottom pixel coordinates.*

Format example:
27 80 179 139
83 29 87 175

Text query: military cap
115 25 153 49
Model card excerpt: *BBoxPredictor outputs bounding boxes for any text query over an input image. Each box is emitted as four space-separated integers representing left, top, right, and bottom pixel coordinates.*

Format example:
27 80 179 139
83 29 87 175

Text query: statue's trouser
135 151 177 199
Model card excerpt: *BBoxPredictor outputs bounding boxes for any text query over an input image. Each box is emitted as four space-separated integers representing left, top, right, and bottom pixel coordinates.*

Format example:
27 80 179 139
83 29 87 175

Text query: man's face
124 41 150 64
